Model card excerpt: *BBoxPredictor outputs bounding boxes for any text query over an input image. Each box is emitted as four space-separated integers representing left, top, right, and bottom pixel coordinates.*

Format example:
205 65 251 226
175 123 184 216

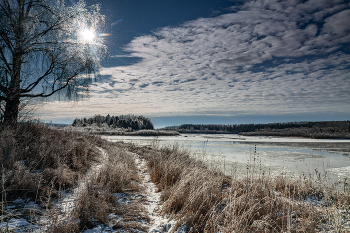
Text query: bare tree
0 0 107 127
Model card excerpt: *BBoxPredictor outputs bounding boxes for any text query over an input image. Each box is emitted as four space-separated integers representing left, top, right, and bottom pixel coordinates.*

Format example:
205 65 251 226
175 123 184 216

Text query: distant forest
72 114 154 130
163 121 350 139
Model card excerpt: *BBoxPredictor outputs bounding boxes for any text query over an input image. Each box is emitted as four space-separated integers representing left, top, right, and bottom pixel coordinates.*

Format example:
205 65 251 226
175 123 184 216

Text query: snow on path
129 151 177 233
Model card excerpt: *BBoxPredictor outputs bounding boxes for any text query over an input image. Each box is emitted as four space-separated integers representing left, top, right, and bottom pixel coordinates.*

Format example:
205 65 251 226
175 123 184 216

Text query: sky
39 0 350 128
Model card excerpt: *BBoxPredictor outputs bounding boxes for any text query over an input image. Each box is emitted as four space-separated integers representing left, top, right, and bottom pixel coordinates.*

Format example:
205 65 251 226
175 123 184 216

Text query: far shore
61 124 350 139
61 126 180 136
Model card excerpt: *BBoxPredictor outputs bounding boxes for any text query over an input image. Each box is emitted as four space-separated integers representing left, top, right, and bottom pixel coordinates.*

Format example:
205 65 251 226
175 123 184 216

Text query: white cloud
40 0 350 122
322 9 350 36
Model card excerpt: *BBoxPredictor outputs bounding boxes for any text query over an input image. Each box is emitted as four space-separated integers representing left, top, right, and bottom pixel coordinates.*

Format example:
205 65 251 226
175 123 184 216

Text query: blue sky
40 0 350 128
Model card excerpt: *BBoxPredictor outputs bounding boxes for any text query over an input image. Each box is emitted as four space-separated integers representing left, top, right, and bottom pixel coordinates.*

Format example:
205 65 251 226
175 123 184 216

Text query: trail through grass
132 151 177 232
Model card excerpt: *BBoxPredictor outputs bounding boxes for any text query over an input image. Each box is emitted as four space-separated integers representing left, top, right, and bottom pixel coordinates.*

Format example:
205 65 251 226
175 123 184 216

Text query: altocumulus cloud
41 0 350 120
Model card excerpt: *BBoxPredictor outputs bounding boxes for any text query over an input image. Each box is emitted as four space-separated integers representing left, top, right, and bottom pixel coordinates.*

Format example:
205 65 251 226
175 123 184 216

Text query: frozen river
103 134 350 182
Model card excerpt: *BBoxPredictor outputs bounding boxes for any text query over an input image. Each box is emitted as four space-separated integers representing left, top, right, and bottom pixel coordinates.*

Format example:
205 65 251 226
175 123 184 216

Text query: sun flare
81 28 95 42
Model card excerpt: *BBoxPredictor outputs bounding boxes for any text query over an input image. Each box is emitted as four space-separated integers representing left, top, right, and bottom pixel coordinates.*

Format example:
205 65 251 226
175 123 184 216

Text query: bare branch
0 48 12 72
20 75 76 98
20 61 54 93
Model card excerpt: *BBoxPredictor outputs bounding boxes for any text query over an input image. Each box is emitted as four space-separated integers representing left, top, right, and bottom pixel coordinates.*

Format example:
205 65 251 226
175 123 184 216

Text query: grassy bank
1 122 102 201
0 122 144 232
132 143 350 232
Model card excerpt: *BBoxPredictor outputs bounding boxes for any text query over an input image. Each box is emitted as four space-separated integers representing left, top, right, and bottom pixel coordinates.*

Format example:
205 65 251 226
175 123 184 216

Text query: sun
81 28 95 42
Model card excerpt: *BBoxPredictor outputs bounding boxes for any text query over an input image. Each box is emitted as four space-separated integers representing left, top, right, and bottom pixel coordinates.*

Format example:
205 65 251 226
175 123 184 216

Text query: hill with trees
67 114 179 136
162 121 350 139
72 114 154 130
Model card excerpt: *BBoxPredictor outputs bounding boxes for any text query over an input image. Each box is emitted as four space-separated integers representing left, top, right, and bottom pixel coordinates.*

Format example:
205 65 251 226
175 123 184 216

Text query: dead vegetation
1 122 102 203
0 122 147 232
64 142 146 231
133 143 350 233
2 122 350 232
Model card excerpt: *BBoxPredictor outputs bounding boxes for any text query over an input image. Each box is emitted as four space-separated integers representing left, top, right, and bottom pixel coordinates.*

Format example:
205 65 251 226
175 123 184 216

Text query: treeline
72 114 154 130
162 121 350 139
164 123 266 134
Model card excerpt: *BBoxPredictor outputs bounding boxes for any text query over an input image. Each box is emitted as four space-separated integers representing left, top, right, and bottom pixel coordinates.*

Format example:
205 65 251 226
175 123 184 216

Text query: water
103 134 350 182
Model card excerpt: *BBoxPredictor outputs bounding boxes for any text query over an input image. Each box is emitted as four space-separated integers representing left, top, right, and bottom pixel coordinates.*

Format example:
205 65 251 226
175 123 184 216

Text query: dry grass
95 143 141 193
205 177 321 232
0 122 102 232
0 122 146 232
134 143 350 233
71 183 115 230
50 141 145 231
1 122 102 203
2 123 349 232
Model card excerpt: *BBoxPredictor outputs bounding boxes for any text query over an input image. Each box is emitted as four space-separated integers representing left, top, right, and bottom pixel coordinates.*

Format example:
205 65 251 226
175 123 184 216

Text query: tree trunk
2 1 24 128
3 97 20 128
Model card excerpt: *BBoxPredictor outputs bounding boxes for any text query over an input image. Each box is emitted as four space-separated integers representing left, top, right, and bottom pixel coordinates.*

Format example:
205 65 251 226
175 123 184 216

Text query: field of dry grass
132 143 350 232
0 122 148 232
1 122 102 202
1 122 350 232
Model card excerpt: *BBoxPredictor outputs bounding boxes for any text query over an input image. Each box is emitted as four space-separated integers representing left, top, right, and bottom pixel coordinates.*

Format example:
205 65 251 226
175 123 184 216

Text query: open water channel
103 134 350 183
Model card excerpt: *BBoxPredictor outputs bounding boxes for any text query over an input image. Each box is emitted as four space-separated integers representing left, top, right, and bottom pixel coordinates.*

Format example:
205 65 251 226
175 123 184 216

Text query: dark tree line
165 123 267 133
72 114 154 131
162 121 350 138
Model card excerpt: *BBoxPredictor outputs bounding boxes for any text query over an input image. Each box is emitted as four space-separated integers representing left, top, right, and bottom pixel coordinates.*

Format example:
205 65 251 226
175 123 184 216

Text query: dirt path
131 151 177 233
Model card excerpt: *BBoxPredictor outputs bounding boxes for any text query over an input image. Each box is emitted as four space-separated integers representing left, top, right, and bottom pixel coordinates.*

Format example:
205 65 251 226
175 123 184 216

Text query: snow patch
82 225 114 233
327 166 350 178
0 218 39 232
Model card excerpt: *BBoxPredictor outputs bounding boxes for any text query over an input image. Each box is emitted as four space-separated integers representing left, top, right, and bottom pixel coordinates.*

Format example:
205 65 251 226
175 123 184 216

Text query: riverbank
1 123 350 232
62 125 180 136
162 121 350 139
239 128 350 139
130 142 350 232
